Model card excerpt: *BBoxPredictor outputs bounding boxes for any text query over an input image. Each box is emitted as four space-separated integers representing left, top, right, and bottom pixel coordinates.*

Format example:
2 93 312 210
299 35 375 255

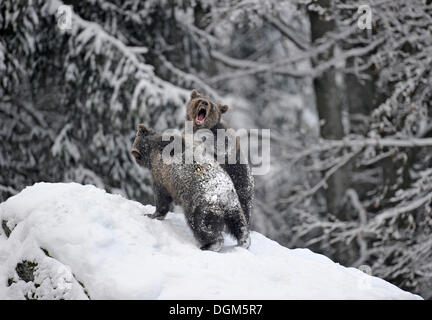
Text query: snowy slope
0 183 421 300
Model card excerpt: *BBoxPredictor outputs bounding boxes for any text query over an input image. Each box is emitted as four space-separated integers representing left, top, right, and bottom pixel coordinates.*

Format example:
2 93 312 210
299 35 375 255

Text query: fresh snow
0 183 421 300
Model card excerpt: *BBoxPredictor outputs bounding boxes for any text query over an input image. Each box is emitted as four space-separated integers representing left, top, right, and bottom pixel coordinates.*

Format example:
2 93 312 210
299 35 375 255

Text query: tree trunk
308 0 348 218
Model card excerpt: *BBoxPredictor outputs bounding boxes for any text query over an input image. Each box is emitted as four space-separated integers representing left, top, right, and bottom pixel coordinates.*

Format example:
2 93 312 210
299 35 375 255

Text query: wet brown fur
186 89 229 131
131 124 250 251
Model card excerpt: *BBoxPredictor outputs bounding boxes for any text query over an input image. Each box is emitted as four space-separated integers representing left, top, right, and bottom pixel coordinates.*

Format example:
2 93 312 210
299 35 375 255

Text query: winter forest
1 0 432 299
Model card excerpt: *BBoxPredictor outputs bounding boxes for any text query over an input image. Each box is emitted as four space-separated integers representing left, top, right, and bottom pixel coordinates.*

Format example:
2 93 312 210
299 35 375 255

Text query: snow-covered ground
0 183 421 300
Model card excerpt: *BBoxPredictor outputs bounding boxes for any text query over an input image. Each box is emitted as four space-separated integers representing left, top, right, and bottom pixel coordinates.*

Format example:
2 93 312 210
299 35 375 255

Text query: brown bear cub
131 124 250 251
186 89 254 226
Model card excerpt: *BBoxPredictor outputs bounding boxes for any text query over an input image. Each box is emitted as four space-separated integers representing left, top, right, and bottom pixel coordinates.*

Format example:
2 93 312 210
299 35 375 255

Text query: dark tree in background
308 0 348 219
1 0 432 298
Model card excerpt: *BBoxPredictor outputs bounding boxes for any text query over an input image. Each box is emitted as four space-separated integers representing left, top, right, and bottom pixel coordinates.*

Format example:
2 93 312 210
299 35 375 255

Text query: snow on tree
0 0 191 204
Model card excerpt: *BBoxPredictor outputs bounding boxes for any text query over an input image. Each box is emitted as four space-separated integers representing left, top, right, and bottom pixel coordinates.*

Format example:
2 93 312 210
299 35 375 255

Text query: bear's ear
218 104 229 114
190 89 201 99
137 124 149 136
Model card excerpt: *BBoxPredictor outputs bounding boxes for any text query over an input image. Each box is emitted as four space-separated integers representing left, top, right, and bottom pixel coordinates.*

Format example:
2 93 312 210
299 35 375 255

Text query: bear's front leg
145 183 173 220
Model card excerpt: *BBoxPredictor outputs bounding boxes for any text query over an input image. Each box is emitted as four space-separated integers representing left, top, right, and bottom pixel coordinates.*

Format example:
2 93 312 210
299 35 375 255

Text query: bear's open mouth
195 107 207 125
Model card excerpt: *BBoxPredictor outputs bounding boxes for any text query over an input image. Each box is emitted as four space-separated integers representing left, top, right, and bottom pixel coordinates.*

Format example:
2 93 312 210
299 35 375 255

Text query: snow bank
0 183 421 300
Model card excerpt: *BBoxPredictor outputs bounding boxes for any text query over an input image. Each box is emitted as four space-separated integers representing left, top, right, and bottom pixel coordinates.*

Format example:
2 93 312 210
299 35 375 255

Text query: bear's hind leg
225 208 251 249
200 238 223 252
188 208 225 252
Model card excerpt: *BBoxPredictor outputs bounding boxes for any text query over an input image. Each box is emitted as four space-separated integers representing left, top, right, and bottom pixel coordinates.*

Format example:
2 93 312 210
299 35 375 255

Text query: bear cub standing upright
131 124 250 251
186 89 254 225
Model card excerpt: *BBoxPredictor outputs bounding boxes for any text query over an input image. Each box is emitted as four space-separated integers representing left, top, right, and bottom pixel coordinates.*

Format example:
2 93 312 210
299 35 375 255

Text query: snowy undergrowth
0 183 421 300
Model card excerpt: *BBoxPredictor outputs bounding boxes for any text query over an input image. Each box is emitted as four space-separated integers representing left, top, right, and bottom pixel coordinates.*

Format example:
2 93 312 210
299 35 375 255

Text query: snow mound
0 183 421 300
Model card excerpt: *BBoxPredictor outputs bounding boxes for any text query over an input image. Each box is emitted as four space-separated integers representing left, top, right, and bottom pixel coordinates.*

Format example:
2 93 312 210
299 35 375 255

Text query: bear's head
186 89 229 131
131 124 156 167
